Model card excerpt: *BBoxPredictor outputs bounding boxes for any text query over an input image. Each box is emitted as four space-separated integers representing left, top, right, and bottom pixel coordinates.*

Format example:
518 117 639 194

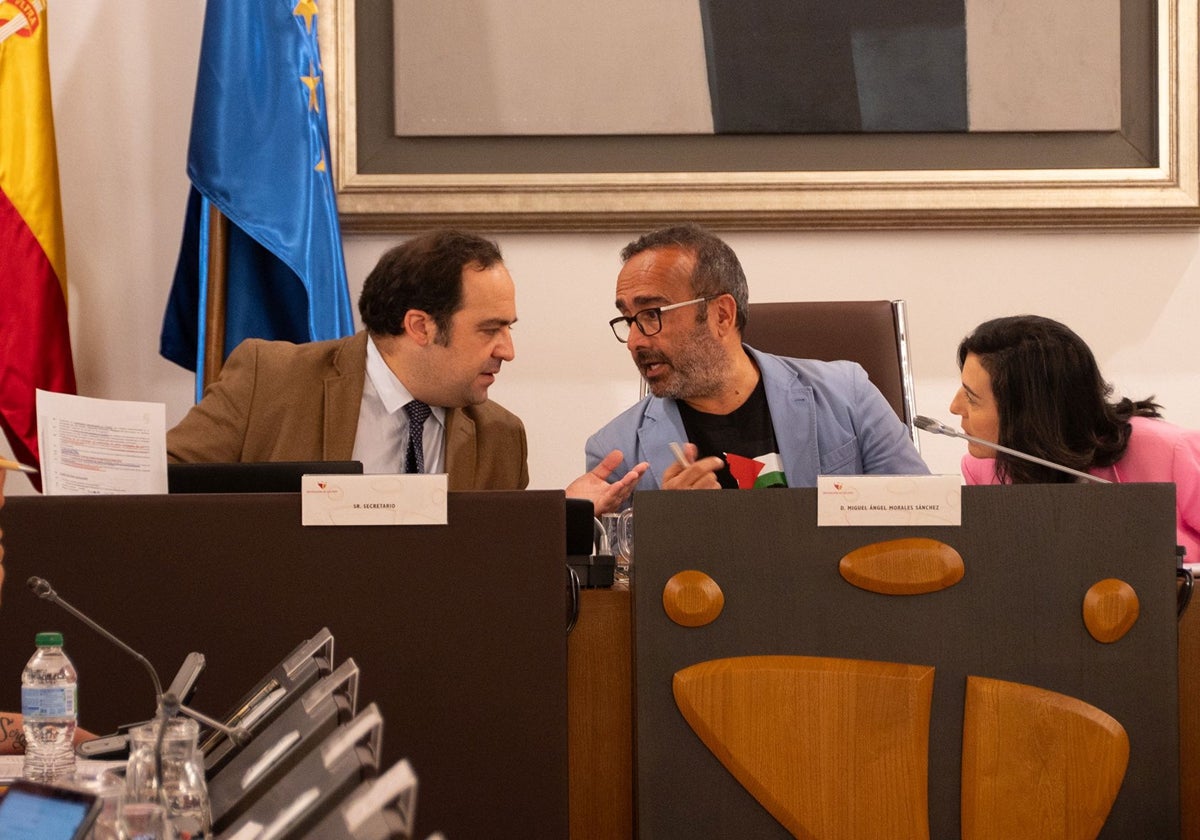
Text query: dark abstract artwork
700 0 968 133
392 0 1118 138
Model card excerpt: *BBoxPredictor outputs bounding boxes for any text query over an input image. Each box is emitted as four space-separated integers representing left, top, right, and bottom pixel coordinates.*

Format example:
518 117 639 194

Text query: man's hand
567 449 648 515
662 442 723 490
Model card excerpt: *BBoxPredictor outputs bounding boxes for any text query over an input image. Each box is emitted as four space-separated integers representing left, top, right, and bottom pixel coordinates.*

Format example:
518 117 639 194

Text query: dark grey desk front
0 490 569 839
632 484 1180 839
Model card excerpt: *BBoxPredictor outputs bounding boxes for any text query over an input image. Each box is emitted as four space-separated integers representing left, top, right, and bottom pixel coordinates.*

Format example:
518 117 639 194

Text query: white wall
6 5 1199 495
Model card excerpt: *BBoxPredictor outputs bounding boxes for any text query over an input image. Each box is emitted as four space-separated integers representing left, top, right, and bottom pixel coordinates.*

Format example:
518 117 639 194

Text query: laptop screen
167 461 364 494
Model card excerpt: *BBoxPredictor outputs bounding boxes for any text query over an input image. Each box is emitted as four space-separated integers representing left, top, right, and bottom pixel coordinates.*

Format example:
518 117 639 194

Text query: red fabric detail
0 187 76 479
725 452 765 490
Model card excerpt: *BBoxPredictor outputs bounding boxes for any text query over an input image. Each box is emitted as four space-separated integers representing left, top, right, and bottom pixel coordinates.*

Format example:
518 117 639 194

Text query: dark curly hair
957 315 1161 483
358 230 503 344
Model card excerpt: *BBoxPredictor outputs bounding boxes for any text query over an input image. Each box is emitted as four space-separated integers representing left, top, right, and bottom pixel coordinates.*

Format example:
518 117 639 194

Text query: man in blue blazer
586 224 929 495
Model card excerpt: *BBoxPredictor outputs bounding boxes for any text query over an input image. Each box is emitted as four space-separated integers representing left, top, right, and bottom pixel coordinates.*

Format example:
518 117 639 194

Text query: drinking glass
117 801 173 839
125 716 211 839
68 767 125 840
601 509 635 576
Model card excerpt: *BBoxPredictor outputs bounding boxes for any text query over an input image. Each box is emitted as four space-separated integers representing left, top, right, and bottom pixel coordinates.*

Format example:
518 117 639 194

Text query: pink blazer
961 416 1200 564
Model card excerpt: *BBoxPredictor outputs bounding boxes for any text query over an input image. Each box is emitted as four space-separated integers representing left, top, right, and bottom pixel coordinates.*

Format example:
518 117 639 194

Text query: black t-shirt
677 377 788 489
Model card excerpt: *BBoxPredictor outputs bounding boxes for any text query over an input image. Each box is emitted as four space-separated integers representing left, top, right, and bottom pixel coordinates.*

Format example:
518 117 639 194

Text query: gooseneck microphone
914 415 1111 484
26 576 252 745
27 575 164 705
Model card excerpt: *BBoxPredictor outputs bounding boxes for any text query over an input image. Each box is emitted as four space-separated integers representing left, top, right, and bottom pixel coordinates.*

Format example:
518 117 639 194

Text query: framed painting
320 0 1199 231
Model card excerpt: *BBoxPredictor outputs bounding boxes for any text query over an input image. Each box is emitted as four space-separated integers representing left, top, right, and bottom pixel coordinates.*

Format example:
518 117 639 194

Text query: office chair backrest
740 300 918 445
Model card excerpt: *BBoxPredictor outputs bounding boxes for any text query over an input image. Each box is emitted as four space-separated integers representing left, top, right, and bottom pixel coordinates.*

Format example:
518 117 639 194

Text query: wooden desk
1181 587 1200 838
568 585 633 840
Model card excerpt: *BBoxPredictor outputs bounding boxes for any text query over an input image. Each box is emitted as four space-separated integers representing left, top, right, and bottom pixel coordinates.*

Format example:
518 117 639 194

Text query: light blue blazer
585 346 930 492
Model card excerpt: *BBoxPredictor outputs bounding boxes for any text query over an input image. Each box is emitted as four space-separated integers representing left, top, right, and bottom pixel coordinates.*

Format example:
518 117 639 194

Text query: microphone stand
914 416 1111 484
26 577 252 806
27 577 173 803
27 577 164 703
153 693 180 810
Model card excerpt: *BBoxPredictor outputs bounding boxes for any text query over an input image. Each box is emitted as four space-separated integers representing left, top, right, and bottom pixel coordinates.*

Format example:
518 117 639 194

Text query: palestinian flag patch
725 452 788 489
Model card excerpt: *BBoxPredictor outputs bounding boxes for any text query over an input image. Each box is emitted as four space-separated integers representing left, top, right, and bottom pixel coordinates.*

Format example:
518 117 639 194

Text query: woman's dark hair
957 315 1161 483
358 230 503 342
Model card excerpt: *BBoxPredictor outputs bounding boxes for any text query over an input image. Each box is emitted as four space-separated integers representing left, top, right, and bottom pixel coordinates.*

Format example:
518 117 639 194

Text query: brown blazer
167 332 529 491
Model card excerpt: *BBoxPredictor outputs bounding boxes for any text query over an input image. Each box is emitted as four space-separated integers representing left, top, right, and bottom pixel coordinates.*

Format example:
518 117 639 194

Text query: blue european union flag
161 0 354 385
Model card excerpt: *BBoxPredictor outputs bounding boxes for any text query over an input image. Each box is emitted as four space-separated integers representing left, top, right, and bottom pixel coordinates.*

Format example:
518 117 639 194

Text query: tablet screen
0 781 99 840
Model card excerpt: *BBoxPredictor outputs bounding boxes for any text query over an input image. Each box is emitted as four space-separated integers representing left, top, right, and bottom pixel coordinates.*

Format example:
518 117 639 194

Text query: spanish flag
0 0 76 476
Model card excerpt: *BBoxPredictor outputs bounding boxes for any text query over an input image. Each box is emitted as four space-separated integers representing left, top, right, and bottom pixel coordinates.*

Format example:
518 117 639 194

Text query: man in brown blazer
168 230 643 510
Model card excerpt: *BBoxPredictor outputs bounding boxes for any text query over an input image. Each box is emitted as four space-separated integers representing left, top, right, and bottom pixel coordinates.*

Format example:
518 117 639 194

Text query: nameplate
816 474 962 526
300 474 448 526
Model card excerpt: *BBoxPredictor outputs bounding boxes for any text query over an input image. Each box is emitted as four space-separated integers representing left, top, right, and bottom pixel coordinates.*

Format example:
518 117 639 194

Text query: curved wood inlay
673 655 934 840
839 537 965 595
961 676 1128 840
1082 578 1140 643
663 570 724 627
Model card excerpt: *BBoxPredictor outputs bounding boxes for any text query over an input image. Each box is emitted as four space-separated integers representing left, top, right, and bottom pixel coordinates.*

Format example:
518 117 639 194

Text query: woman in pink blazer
950 315 1200 564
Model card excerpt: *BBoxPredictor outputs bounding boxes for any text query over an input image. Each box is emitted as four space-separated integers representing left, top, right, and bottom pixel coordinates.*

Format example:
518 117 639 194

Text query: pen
668 442 691 469
0 458 39 475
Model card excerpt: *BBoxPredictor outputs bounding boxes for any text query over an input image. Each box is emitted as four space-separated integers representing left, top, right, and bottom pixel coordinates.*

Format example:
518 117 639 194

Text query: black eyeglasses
608 296 717 342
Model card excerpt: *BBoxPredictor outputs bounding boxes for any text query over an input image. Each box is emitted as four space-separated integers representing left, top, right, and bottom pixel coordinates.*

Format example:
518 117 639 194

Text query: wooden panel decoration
839 537 965 595
961 676 1129 840
673 655 935 840
663 570 725 627
633 486 1179 839
1083 578 1141 643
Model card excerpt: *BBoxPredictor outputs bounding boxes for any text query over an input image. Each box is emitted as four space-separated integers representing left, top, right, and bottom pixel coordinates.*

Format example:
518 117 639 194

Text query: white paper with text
36 390 168 495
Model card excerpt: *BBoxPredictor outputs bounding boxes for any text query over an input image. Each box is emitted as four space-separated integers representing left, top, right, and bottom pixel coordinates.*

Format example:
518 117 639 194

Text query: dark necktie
403 399 431 474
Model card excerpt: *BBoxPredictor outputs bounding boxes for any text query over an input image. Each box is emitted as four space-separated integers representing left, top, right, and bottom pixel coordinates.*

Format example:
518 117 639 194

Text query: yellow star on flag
301 71 320 113
293 0 319 33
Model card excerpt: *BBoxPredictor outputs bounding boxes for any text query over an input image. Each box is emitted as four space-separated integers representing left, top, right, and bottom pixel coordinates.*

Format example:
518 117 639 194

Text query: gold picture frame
321 0 1199 232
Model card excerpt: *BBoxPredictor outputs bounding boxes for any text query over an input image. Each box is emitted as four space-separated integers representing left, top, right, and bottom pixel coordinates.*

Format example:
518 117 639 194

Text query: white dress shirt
351 336 446 474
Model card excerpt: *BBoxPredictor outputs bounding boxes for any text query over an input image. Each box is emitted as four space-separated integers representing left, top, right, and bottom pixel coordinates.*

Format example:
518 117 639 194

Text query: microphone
914 415 1111 484
27 575 164 706
26 576 252 745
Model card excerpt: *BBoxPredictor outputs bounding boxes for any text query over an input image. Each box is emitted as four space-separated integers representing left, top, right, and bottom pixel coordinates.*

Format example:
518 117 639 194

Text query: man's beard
638 324 727 402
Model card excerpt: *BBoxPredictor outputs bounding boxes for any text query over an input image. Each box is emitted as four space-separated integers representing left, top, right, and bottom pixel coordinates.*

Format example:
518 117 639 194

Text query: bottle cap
35 632 63 647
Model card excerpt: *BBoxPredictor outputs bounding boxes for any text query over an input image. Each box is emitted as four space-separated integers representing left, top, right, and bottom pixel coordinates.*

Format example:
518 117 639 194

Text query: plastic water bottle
21 631 78 782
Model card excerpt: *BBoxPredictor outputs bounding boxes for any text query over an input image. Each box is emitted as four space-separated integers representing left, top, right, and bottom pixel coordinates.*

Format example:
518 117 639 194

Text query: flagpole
203 205 230 389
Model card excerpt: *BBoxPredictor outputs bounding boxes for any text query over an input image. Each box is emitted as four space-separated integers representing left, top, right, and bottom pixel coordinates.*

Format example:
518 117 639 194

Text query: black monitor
566 497 613 590
167 461 363 494
301 759 419 840
564 497 594 556
201 627 337 774
220 704 384 840
208 658 360 833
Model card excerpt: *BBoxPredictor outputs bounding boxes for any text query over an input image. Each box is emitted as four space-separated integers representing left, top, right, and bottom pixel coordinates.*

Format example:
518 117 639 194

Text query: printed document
36 390 168 494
